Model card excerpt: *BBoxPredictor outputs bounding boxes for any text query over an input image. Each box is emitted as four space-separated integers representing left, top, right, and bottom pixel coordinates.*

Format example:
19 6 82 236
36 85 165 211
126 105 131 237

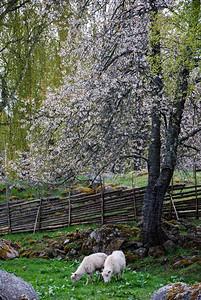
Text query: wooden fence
0 184 200 235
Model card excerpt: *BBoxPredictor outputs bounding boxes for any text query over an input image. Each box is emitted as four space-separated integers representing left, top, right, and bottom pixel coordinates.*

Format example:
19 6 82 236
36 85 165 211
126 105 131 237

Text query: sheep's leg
121 270 124 279
116 274 119 280
86 274 93 285
91 275 94 284
98 272 102 281
86 275 90 285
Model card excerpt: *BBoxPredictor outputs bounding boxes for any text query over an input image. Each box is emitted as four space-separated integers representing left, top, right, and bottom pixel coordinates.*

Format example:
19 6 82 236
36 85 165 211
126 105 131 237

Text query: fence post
169 193 172 219
100 177 104 225
68 189 71 226
132 174 137 219
169 187 179 221
6 185 12 233
194 164 199 219
168 179 173 219
33 199 42 234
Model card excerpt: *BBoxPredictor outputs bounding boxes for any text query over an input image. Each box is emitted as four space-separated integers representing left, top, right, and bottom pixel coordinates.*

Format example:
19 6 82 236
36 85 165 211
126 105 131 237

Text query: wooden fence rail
0 184 200 235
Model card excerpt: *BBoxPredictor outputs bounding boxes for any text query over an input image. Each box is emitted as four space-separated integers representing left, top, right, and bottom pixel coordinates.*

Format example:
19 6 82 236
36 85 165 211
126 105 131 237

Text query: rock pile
0 220 200 265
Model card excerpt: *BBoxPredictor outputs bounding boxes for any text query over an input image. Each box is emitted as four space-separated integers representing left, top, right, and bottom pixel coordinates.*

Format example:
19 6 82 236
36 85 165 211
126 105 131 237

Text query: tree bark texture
142 61 190 246
141 0 200 247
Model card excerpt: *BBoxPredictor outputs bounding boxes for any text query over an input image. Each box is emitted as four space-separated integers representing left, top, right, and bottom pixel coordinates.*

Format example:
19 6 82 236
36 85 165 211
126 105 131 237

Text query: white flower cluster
6 0 201 183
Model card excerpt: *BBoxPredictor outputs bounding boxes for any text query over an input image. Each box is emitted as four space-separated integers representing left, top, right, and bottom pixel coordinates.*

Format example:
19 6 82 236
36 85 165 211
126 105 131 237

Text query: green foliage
134 255 201 286
148 0 201 97
0 1 70 164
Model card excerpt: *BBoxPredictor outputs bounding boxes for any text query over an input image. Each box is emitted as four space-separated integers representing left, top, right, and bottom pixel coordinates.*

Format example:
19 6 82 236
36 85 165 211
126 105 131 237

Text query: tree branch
179 125 201 144
181 143 200 152
0 0 30 20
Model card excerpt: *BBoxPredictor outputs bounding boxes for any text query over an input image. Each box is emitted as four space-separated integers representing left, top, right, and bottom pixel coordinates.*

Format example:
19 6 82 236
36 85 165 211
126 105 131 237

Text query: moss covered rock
148 245 165 258
171 255 201 269
0 239 20 260
150 282 201 300
81 224 139 255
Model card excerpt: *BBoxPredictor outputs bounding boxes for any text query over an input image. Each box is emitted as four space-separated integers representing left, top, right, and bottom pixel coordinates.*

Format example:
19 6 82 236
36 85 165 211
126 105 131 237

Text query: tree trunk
141 168 173 247
140 1 167 247
140 0 200 247
141 66 188 247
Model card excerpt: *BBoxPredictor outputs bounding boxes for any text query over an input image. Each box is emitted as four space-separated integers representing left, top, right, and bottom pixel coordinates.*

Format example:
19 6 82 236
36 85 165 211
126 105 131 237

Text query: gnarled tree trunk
140 0 200 247
141 66 189 247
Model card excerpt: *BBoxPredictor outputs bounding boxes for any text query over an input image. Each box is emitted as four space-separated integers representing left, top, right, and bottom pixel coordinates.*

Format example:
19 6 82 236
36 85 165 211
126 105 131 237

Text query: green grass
134 255 201 284
1 254 200 300
104 172 148 188
1 170 200 204
104 170 201 188
1 219 201 300
0 182 66 204
0 258 170 300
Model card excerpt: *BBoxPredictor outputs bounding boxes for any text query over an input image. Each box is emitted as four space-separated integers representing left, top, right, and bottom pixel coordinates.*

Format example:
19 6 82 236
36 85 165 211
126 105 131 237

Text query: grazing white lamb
102 250 126 283
71 252 107 284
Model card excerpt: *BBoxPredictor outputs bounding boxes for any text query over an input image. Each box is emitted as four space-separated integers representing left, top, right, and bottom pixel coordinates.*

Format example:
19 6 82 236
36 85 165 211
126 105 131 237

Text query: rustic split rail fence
0 184 200 235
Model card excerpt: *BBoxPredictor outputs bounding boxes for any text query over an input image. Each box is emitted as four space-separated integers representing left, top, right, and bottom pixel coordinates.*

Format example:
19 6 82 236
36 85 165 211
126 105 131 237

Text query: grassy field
0 219 201 300
0 257 166 300
104 170 201 187
0 170 200 204
1 247 200 300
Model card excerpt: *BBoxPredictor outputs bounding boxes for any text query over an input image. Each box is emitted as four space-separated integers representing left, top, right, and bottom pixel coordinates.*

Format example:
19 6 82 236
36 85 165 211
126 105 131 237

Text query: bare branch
179 125 201 144
0 0 30 20
0 38 24 53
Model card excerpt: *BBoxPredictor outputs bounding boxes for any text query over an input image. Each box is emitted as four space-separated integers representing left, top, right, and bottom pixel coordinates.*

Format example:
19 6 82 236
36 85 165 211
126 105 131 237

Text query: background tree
0 0 69 169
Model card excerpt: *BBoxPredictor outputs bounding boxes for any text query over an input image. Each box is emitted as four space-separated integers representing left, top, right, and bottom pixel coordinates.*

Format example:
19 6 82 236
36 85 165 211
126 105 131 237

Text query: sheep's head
71 272 81 282
102 269 112 283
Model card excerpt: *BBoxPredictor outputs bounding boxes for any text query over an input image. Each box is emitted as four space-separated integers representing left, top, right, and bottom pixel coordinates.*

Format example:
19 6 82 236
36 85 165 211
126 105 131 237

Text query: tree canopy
1 0 201 245
6 0 200 184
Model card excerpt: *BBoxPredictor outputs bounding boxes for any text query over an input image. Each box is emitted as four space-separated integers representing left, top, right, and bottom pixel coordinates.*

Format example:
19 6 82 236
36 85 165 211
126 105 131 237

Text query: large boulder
0 270 39 300
0 239 20 260
150 282 201 300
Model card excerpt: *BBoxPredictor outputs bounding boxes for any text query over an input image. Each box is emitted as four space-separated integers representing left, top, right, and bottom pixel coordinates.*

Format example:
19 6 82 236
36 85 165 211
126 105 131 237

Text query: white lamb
71 252 107 284
102 250 126 283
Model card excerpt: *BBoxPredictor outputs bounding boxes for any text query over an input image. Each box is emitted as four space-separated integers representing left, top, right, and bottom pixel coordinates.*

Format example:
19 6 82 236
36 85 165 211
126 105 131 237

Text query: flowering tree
7 0 201 246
